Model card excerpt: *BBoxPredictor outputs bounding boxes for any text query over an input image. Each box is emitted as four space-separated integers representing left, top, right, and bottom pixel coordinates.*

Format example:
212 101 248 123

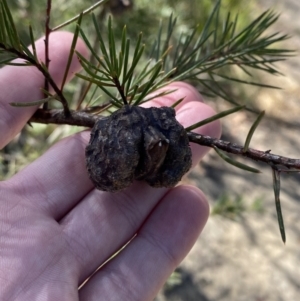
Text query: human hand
0 32 221 301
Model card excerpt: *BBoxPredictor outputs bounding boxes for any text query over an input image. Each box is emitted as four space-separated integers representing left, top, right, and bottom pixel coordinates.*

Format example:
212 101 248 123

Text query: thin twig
30 109 99 127
114 77 128 105
187 132 300 170
28 109 300 171
43 0 52 109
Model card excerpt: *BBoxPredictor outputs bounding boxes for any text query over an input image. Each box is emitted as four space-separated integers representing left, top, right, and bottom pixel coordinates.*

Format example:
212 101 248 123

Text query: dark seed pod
85 105 192 192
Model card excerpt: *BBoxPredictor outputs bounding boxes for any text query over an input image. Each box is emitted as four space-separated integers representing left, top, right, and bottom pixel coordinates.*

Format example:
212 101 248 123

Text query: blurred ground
156 1 300 300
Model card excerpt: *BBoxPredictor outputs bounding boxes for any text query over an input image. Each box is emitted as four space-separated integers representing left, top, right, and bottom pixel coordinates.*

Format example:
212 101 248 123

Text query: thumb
0 31 88 149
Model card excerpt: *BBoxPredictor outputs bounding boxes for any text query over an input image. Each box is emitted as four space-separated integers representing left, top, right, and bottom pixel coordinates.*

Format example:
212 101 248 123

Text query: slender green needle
123 33 144 85
215 73 281 89
10 97 57 107
1 0 21 51
0 56 17 65
118 26 127 77
138 89 177 105
214 146 261 173
171 97 184 108
92 14 112 70
121 39 130 86
271 168 286 243
19 40 35 59
61 14 83 90
243 111 265 152
108 16 118 76
129 85 139 104
52 0 109 31
185 105 245 131
79 27 104 67
76 74 115 87
155 20 163 62
28 25 37 61
133 62 162 105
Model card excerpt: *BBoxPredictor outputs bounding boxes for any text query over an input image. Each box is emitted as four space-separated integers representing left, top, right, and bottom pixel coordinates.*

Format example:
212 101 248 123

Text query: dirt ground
156 1 300 300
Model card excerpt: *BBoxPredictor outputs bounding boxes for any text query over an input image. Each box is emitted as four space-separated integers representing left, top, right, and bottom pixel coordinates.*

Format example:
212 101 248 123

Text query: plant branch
30 109 99 127
114 77 128 105
0 42 70 116
187 132 300 170
28 109 300 172
43 0 52 108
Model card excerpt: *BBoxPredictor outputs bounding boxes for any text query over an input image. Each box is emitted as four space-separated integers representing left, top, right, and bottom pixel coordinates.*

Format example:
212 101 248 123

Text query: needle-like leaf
214 146 261 173
271 167 286 243
61 13 83 91
10 97 57 107
185 105 245 131
243 111 265 152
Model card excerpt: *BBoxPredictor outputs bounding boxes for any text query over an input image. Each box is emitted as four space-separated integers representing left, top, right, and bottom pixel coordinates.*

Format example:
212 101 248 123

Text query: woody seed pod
85 105 192 192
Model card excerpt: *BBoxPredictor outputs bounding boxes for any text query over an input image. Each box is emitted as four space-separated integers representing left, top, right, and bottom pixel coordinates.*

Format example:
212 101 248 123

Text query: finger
144 81 222 166
142 81 205 108
0 31 88 149
61 181 169 284
8 130 93 219
78 185 209 301
176 100 221 167
9 83 219 220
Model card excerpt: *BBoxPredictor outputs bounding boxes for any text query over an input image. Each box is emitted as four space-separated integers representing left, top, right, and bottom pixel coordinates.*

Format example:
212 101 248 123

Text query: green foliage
73 1 292 112
77 14 177 107
212 194 247 220
3 1 292 110
212 194 265 220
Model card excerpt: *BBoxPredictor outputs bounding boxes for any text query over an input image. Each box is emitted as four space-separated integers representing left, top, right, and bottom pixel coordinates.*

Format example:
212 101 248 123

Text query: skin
0 32 221 301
